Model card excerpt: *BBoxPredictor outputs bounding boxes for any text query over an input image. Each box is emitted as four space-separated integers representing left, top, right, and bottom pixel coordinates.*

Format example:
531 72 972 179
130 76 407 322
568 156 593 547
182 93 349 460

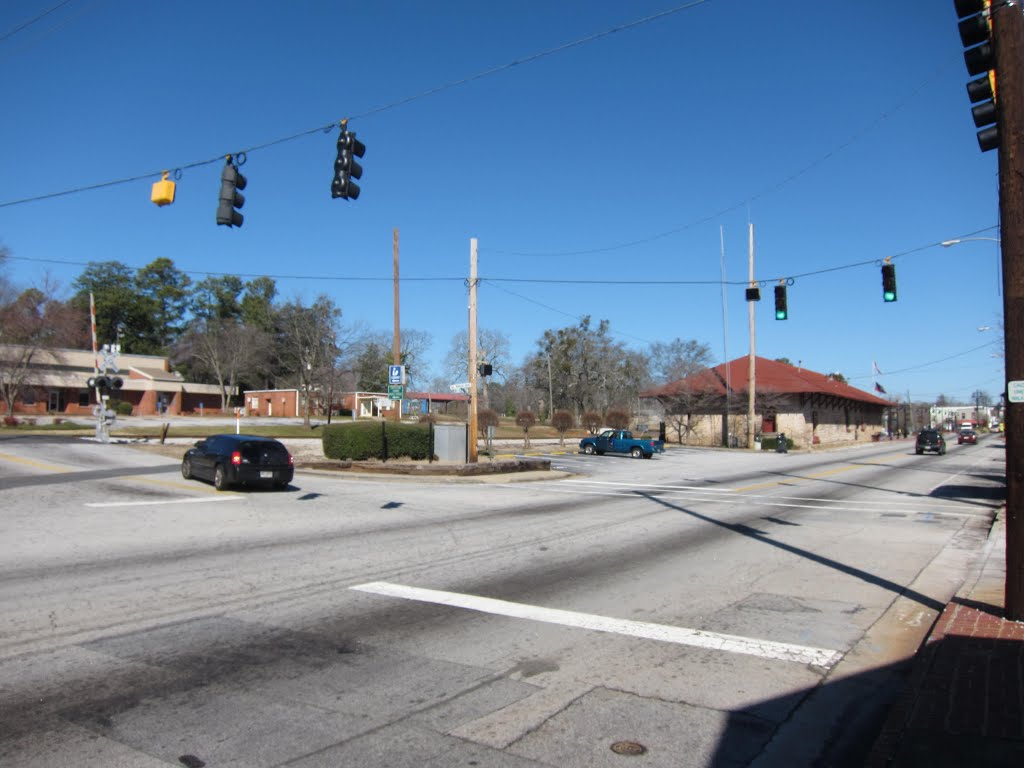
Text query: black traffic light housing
332 121 366 200
216 156 247 227
956 0 998 152
774 284 788 320
88 376 123 391
882 262 898 302
478 362 493 377
745 287 761 302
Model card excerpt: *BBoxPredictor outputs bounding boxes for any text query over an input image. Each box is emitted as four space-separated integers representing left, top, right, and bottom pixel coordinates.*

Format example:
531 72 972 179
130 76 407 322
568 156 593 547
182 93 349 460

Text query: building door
761 410 777 433
48 390 65 412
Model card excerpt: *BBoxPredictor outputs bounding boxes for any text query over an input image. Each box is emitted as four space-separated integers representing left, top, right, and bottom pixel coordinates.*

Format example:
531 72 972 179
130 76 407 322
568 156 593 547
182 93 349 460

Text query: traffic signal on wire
882 263 898 302
955 0 998 152
216 156 247 227
332 122 365 200
774 284 788 320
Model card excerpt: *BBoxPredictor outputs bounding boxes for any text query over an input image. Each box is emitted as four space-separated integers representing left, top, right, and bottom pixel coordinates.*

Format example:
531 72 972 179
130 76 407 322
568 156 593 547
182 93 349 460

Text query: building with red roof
641 356 892 448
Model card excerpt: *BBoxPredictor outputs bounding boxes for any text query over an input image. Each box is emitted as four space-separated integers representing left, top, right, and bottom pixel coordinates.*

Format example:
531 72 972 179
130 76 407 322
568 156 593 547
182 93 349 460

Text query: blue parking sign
388 365 404 385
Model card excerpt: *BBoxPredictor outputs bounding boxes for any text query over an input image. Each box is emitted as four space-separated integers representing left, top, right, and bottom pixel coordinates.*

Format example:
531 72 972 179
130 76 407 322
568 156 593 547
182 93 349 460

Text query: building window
79 390 90 406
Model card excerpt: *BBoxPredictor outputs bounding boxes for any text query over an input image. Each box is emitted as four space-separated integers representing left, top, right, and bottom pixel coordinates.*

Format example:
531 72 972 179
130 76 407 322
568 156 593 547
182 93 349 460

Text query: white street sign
450 382 471 393
1009 380 1024 403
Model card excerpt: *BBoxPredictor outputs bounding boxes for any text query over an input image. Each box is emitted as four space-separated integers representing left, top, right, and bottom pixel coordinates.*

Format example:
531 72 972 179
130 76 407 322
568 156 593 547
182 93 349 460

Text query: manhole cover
610 741 647 756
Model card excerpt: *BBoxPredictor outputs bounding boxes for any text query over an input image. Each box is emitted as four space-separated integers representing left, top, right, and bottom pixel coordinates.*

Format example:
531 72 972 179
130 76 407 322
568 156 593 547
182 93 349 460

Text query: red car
958 430 978 445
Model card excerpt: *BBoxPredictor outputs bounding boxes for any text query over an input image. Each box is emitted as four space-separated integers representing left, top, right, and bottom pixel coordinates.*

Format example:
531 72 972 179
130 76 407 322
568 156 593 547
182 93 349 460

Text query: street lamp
941 237 1001 296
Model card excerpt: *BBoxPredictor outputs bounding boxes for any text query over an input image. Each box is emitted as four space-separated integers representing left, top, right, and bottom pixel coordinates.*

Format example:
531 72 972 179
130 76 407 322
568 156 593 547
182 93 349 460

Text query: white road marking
84 496 242 508
350 580 842 668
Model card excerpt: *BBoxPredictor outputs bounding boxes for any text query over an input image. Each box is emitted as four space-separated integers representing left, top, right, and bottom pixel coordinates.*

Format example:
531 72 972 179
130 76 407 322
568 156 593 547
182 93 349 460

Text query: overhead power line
0 0 712 210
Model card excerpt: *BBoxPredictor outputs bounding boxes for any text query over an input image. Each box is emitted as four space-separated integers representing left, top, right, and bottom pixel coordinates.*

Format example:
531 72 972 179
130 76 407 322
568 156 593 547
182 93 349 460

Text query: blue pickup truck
579 429 665 459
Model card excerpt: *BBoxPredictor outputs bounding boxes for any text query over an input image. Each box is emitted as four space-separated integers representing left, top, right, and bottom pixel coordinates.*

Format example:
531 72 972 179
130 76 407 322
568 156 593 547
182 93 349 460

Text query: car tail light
231 451 242 466
288 454 294 466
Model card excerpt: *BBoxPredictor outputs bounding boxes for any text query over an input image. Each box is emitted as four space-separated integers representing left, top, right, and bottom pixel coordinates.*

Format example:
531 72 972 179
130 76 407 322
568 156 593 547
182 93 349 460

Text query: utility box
434 423 468 462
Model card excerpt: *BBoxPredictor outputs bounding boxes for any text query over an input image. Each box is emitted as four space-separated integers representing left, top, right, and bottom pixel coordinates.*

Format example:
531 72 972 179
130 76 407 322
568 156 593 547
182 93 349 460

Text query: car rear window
238 441 289 464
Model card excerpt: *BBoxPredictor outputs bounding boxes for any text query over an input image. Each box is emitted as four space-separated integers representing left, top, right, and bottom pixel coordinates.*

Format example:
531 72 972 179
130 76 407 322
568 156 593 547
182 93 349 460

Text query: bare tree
582 410 602 434
443 328 510 410
174 319 271 411
515 411 536 448
275 295 343 428
551 410 574 447
0 281 84 416
649 338 713 383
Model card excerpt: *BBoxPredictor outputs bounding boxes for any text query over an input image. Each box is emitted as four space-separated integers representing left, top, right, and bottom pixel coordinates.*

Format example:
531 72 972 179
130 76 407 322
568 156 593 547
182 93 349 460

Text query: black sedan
182 434 294 490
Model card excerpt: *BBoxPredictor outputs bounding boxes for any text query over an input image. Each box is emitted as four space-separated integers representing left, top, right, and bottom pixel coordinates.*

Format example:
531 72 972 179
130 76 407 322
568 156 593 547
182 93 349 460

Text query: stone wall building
641 356 892 449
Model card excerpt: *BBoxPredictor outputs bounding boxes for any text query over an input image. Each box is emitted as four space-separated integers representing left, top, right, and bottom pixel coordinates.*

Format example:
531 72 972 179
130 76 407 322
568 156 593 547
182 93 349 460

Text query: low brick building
641 356 892 449
1 344 227 416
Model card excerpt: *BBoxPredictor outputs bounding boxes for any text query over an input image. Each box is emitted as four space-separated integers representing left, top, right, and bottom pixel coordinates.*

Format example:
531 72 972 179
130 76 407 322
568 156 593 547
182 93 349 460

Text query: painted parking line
350 580 842 668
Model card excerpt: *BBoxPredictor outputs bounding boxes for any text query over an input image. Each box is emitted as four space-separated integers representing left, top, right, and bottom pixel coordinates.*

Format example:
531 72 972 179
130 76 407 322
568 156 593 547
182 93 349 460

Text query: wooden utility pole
995 2 1024 619
468 238 479 463
392 228 402 421
747 223 757 450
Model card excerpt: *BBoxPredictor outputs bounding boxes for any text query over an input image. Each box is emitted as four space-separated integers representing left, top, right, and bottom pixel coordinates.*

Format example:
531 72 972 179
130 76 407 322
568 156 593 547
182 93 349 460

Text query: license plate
260 471 273 479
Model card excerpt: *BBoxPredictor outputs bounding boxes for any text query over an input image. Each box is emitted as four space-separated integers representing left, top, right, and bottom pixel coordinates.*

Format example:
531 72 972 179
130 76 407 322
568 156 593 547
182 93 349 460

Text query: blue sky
0 0 1005 405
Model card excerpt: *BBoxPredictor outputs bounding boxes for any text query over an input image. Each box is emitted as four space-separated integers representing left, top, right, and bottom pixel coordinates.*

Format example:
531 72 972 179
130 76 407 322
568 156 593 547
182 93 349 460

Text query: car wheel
631 447 643 459
213 464 229 491
940 447 946 455
181 457 193 480
584 444 596 455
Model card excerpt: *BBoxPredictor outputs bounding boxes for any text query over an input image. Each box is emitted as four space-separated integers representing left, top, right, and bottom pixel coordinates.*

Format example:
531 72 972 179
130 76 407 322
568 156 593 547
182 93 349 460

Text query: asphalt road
0 433 1005 767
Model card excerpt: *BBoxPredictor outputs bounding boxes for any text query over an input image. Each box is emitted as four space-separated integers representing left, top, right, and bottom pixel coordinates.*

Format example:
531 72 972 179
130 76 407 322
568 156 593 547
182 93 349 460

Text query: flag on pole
875 382 887 394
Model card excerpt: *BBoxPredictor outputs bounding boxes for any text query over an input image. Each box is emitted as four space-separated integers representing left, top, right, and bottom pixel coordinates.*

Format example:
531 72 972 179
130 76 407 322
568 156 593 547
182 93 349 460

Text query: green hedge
322 421 432 460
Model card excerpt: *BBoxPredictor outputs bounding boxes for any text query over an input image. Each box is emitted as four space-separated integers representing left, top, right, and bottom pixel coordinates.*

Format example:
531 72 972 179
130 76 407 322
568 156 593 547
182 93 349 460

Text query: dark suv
915 429 946 456
182 434 294 490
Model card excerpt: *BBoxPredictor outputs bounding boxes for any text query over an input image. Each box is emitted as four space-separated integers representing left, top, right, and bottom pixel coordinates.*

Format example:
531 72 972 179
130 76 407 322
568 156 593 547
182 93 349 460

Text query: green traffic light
883 290 896 302
775 309 787 320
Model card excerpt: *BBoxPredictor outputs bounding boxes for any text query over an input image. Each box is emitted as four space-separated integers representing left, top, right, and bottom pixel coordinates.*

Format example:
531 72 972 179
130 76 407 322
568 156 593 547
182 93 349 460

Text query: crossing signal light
332 122 365 200
882 263 897 302
87 376 122 390
774 284 788 320
216 156 247 227
955 0 998 152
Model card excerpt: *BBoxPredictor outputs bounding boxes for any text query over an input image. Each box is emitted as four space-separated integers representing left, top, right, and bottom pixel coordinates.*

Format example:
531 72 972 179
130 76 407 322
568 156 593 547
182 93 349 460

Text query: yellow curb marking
0 451 73 473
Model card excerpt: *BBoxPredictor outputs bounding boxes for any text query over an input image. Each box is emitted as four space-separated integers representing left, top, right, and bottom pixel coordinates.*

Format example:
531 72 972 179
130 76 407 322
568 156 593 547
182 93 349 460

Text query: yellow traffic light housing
151 171 176 206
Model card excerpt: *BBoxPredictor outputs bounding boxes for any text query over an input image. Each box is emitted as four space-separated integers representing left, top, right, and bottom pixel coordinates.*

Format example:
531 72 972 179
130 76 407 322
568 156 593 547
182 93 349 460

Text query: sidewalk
866 511 1024 766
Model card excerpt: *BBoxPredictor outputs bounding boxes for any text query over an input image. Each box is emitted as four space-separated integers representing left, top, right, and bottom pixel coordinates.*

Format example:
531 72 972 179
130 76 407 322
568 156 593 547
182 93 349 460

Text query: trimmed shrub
605 408 630 430
323 421 384 460
386 421 431 459
322 421 431 460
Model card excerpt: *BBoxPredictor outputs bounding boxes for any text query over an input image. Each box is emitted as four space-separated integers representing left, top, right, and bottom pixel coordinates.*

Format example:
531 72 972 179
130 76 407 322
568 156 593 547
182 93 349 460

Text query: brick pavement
866 513 1024 767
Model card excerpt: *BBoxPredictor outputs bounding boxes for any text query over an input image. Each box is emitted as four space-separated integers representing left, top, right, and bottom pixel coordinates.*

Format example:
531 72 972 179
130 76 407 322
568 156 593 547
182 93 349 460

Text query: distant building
0 344 227 416
930 404 999 430
641 356 892 448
